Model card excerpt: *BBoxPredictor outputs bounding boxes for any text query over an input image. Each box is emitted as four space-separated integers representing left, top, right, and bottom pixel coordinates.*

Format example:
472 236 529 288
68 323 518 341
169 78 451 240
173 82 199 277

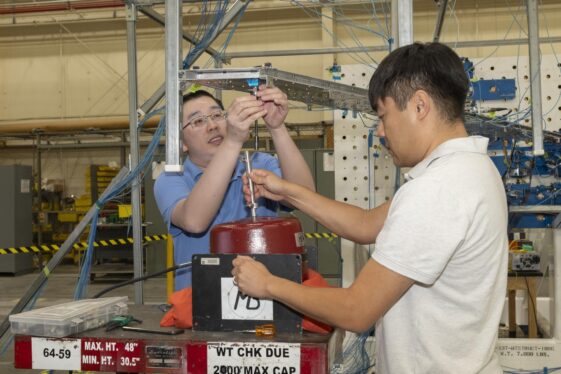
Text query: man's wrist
264 274 279 299
268 123 287 135
223 135 245 149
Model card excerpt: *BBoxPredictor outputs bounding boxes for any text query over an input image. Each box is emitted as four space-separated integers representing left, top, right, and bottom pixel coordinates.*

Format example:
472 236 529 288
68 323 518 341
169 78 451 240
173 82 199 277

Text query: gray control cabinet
0 165 33 274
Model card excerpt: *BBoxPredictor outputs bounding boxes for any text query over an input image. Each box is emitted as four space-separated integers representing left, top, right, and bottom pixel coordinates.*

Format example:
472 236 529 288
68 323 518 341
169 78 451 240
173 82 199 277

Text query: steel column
397 0 413 47
140 0 250 125
433 0 448 43
164 0 183 171
527 0 545 156
126 1 144 303
140 6 221 60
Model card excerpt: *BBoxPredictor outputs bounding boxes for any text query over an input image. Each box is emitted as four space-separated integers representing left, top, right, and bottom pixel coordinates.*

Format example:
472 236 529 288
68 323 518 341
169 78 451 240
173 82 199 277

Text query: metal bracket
179 67 374 114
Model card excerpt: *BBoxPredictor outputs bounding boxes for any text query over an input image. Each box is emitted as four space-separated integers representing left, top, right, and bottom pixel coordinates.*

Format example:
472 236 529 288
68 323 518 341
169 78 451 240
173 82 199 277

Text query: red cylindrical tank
210 216 308 279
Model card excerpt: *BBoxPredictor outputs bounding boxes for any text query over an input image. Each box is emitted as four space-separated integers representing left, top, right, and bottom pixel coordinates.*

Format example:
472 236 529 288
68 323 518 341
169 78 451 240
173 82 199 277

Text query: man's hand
243 169 287 203
232 255 274 299
226 95 267 144
256 86 288 130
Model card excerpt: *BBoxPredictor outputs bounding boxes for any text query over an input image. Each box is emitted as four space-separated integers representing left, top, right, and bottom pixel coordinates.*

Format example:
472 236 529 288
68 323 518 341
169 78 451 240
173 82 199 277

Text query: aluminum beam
140 0 250 125
225 46 386 59
464 113 561 142
179 67 373 115
161 0 250 171
224 36 561 61
179 66 561 143
527 0 545 156
139 6 222 61
164 0 183 172
397 0 413 47
391 0 398 50
126 2 144 304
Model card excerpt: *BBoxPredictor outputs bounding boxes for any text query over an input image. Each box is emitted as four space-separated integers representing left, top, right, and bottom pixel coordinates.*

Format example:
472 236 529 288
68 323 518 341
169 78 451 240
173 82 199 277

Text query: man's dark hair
182 90 224 110
368 42 469 123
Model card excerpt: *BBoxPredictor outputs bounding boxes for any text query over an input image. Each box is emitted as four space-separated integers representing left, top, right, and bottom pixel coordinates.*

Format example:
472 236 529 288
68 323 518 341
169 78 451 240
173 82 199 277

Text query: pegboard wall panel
470 54 561 132
335 55 561 211
334 64 403 211
334 64 402 286
333 56 559 283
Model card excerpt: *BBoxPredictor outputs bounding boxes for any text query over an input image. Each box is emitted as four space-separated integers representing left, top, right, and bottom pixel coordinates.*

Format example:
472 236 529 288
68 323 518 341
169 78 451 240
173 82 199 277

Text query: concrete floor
0 261 167 374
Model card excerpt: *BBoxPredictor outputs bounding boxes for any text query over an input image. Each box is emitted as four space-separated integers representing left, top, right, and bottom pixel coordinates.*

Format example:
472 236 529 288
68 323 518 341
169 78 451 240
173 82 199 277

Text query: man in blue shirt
154 87 315 290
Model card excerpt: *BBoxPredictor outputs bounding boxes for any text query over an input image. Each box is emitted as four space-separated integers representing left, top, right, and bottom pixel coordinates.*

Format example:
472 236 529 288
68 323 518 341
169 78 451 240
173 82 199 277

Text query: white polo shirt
372 136 508 374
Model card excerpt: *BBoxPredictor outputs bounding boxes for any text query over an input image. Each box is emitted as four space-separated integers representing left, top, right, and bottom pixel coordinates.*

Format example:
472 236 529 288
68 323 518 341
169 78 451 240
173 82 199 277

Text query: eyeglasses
182 111 227 130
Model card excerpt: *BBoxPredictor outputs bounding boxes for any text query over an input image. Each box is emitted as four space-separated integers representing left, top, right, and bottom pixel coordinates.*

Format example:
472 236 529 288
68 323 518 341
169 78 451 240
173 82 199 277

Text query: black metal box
192 254 302 334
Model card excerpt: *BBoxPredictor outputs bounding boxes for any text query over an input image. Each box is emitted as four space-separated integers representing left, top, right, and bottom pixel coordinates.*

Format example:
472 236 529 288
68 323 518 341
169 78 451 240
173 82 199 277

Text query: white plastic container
9 296 128 337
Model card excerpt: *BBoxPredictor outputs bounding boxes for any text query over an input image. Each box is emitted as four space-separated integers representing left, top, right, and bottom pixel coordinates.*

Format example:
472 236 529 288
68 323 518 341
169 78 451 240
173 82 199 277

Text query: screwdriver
105 315 142 331
241 323 276 337
244 150 257 218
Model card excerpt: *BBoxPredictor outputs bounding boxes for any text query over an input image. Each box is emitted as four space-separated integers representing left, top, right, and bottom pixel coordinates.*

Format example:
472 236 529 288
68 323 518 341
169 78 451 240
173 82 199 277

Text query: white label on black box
31 337 81 371
221 277 273 320
294 232 305 247
207 342 300 374
202 257 220 265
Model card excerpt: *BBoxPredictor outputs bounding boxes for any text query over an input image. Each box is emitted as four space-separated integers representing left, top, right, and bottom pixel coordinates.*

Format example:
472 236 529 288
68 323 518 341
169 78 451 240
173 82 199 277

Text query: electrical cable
73 0 250 300
0 281 47 357
72 108 165 299
93 261 192 299
289 0 385 66
523 275 540 338
331 328 375 374
503 367 561 374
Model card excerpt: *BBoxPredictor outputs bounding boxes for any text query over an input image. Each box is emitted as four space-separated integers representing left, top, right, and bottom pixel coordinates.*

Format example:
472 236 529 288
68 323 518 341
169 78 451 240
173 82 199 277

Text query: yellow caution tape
0 232 338 255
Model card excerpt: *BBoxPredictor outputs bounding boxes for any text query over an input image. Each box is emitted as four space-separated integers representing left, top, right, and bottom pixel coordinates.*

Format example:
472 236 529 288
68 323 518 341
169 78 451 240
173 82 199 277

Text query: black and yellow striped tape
0 234 169 255
0 232 338 255
305 233 338 239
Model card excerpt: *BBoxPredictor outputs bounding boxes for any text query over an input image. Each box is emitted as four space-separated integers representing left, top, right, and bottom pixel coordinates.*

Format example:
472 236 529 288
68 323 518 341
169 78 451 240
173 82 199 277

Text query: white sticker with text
207 342 300 374
31 337 81 371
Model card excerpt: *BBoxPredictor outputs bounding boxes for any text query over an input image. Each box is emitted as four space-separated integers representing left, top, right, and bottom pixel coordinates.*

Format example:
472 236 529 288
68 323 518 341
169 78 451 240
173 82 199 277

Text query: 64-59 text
43 348 71 360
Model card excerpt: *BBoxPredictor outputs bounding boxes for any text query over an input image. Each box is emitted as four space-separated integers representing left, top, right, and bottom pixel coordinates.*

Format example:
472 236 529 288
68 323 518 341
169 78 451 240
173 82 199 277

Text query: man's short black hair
368 42 469 123
182 90 224 110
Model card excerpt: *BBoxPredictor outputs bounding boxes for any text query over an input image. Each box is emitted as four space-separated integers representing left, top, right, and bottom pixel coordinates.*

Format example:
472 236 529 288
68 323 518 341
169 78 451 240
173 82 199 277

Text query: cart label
31 337 81 371
146 345 183 369
81 338 143 371
207 342 300 374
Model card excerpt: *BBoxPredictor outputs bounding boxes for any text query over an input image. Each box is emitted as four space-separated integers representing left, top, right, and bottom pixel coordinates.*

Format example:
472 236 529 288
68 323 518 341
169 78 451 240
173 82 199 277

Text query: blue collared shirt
154 152 282 290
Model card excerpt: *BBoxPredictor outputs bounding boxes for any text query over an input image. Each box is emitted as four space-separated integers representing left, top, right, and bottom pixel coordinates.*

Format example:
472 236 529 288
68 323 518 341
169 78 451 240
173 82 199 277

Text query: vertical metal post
433 0 448 43
126 2 144 304
391 0 399 50
36 134 42 245
140 0 248 116
553 228 561 339
527 0 545 156
397 0 413 47
120 131 127 168
214 58 223 102
165 0 183 172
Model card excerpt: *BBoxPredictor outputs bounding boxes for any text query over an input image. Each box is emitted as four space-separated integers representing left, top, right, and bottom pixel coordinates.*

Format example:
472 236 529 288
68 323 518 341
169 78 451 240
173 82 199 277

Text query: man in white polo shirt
232 42 508 374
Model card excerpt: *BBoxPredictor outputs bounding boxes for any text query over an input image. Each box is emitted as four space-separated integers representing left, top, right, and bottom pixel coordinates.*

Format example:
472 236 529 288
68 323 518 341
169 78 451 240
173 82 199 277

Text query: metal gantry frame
118 0 251 303
0 1 559 367
178 67 373 114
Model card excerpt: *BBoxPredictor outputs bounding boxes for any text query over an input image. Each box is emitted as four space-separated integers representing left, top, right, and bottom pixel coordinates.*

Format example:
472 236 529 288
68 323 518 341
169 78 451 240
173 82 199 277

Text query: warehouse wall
0 148 124 197
1 0 561 196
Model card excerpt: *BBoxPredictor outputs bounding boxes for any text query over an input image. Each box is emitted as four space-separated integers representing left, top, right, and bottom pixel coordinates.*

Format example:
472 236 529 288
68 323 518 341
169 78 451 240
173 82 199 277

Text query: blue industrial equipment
472 79 516 101
488 139 561 228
